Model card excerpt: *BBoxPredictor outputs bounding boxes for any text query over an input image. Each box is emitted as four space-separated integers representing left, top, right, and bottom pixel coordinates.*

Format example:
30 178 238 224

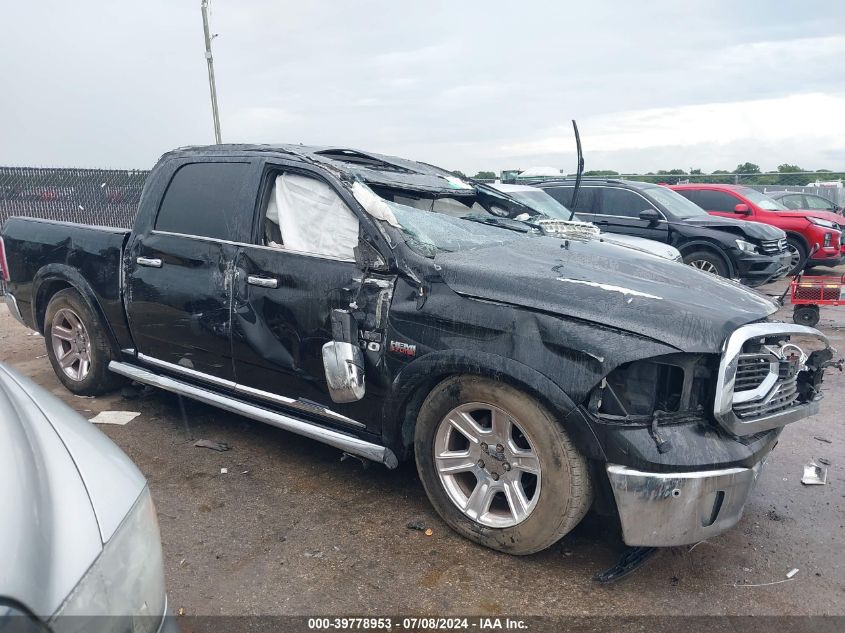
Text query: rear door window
543 186 596 213
693 189 741 212
803 194 836 210
155 162 251 241
596 187 653 217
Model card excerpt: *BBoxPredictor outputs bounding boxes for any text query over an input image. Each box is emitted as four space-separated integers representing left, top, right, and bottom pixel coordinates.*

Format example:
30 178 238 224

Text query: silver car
0 363 176 633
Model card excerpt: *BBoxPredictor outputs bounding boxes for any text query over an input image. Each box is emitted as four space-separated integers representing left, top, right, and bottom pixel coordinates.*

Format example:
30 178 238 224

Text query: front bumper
606 461 764 546
733 250 791 286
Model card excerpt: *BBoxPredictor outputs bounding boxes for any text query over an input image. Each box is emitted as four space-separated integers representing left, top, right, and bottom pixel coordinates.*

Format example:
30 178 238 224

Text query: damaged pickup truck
0 145 837 554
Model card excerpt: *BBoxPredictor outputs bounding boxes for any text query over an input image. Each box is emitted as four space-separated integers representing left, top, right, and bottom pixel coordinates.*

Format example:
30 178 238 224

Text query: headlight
50 487 166 633
735 239 759 254
809 217 839 229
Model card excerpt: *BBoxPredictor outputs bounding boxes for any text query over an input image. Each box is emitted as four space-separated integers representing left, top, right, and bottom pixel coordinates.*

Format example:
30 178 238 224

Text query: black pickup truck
0 145 835 554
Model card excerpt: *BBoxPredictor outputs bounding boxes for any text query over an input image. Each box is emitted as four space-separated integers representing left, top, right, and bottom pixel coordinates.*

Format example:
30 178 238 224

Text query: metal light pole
201 0 222 144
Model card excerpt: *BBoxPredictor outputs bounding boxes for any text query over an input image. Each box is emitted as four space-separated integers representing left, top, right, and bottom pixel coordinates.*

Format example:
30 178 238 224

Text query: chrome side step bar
108 361 398 469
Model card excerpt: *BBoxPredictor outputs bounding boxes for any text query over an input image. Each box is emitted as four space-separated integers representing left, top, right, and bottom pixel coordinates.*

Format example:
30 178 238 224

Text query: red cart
790 273 845 326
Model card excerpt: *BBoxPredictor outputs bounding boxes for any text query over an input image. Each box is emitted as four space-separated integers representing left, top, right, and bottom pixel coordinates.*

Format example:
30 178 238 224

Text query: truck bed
1 217 131 346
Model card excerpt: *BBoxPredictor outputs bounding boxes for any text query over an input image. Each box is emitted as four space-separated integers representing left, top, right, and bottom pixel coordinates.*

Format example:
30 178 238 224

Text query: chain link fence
0 166 150 294
620 172 845 207
0 166 149 229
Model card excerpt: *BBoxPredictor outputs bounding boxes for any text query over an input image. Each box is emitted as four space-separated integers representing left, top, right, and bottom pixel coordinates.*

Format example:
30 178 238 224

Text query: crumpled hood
0 364 145 616
435 236 778 352
681 214 785 240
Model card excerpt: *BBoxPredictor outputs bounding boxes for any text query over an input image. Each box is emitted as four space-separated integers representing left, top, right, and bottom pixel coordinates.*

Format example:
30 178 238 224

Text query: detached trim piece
108 361 397 468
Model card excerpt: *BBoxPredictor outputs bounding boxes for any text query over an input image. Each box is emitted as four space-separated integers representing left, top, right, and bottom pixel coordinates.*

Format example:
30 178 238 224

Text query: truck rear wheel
414 376 593 555
44 288 123 396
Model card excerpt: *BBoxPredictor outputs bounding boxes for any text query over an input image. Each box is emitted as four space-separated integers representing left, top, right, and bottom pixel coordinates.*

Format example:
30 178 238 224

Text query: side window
543 186 596 213
804 195 834 210
155 162 250 241
675 189 700 205
264 172 359 260
598 188 652 217
779 194 804 209
694 190 741 212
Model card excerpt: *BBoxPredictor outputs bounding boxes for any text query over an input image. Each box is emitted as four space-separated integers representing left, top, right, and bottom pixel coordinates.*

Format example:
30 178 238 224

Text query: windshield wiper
461 215 535 233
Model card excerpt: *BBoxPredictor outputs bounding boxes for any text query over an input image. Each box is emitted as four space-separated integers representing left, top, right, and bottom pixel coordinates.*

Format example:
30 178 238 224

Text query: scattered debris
813 436 833 444
241 470 249 474
406 520 427 531
670 576 679 586
424 528 433 536
766 509 786 522
593 546 659 584
89 411 140 425
220 467 228 474
304 550 324 559
734 577 795 588
818 457 831 466
194 439 231 452
178 608 185 616
688 540 709 552
786 568 800 579
801 462 828 485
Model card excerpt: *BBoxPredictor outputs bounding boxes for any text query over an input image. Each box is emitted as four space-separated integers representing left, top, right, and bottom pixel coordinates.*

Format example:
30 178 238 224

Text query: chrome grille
734 353 774 391
759 238 787 255
732 351 798 420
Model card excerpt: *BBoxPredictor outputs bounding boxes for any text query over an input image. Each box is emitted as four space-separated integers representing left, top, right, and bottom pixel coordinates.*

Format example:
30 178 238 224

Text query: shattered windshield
387 200 524 257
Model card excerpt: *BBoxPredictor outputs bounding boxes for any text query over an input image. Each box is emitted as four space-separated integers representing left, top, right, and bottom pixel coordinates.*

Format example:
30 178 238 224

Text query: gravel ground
2 267 844 617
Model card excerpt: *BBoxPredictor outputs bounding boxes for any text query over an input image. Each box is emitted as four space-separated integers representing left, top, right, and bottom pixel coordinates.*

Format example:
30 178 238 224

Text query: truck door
230 165 392 433
124 160 257 382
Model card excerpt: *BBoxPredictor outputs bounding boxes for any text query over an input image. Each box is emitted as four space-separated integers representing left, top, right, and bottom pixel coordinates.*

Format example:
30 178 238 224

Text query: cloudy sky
2 1 844 174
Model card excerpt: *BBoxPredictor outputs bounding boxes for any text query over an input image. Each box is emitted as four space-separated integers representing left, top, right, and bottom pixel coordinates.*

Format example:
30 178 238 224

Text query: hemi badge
389 340 417 357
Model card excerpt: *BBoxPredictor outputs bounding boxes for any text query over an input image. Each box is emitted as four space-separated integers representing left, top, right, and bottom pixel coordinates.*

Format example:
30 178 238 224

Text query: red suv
670 184 845 273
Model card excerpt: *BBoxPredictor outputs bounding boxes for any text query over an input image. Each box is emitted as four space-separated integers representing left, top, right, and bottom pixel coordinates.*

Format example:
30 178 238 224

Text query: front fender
381 348 606 462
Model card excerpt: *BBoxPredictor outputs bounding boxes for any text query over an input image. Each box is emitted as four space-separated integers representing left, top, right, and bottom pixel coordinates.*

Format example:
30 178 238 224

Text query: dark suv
536 179 791 286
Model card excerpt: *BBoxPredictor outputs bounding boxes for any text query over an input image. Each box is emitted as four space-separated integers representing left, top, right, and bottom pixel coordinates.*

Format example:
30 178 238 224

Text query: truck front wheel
44 288 123 396
414 376 593 555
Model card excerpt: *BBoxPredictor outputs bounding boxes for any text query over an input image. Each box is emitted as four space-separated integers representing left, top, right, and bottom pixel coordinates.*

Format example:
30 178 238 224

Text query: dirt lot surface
2 268 845 617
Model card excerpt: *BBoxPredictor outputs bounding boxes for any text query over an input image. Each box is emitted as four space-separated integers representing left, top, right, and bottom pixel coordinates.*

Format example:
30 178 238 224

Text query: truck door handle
247 275 278 289
136 257 163 268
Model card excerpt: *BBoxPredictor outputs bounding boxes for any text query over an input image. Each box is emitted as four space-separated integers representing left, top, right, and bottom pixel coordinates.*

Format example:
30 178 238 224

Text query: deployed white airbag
267 173 359 260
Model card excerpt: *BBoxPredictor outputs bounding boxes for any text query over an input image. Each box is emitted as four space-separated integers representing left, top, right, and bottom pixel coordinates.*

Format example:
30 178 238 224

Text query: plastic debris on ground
220 467 228 474
406 520 426 531
89 411 140 425
194 439 231 452
801 462 828 485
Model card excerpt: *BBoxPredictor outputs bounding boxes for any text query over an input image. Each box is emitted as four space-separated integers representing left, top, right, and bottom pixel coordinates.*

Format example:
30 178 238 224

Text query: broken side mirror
354 240 388 272
322 341 365 403
638 208 660 224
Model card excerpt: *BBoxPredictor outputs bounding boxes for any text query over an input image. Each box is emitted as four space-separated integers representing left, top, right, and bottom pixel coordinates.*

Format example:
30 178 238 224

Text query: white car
490 183 683 261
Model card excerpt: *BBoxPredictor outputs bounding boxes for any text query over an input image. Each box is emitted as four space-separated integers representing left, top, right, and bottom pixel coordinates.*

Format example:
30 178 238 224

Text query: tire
786 237 808 275
414 376 593 555
683 249 729 277
793 305 820 327
44 288 123 396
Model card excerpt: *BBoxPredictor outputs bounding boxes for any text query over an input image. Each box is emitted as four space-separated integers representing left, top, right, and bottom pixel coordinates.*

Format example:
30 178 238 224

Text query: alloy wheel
433 402 541 528
689 259 718 274
786 245 802 271
50 308 92 381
